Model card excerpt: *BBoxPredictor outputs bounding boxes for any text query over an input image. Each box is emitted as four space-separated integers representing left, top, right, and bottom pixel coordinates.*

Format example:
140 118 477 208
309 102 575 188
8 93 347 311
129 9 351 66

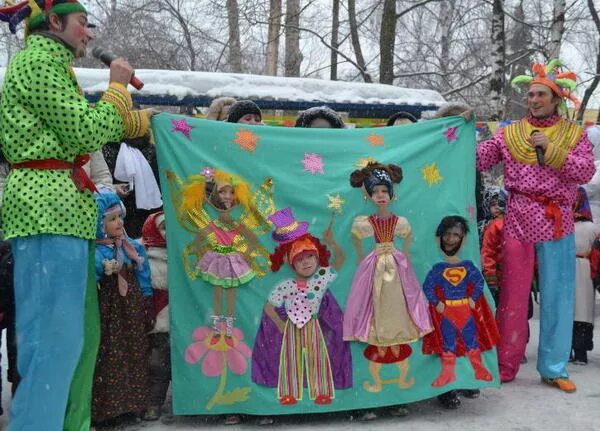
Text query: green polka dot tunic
0 35 126 240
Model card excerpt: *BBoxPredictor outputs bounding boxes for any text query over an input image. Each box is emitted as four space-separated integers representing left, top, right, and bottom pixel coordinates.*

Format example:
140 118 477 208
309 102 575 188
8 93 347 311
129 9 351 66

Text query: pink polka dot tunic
477 115 595 243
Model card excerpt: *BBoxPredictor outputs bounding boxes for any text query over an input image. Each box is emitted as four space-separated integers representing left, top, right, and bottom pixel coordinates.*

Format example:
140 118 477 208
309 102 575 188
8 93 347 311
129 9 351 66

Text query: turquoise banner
152 113 500 415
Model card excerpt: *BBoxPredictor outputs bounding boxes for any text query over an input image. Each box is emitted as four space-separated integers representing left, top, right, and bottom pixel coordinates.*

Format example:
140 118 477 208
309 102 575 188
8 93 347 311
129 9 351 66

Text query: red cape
422 283 499 356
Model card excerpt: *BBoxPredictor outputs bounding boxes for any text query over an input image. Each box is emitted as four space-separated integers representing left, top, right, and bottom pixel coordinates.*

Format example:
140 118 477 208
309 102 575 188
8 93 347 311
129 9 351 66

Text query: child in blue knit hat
92 191 154 426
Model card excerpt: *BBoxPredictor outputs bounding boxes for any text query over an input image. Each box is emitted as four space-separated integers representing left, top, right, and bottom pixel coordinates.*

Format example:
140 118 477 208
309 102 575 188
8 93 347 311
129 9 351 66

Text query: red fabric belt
11 155 97 193
509 189 564 240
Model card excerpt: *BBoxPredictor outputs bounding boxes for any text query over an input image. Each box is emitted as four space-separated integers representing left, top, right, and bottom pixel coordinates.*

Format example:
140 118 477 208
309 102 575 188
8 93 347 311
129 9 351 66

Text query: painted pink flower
185 325 252 376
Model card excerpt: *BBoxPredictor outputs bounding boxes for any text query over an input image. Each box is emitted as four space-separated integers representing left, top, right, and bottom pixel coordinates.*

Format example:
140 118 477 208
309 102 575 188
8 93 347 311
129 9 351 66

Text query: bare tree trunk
330 0 340 80
379 0 396 84
227 0 243 73
489 0 506 120
504 0 531 119
576 0 600 121
548 0 565 59
284 0 302 76
438 0 454 88
347 0 372 82
266 0 282 76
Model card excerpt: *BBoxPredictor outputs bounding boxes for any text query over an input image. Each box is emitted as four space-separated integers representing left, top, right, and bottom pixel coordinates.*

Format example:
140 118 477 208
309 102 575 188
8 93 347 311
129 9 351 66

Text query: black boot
571 321 593 365
459 389 480 399
437 390 461 409
571 349 588 365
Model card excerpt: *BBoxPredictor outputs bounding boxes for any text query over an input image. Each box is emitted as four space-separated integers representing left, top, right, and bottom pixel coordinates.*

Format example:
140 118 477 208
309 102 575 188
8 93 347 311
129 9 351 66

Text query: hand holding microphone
529 130 546 166
91 47 144 90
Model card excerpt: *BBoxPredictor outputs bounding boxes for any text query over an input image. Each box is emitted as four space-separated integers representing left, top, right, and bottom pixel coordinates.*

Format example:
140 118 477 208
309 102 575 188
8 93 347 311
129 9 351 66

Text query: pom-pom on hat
511 58 580 111
0 0 87 35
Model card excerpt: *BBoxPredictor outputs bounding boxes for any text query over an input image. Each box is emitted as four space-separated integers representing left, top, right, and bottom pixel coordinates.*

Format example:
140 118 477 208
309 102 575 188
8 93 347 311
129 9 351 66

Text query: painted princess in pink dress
343 162 433 392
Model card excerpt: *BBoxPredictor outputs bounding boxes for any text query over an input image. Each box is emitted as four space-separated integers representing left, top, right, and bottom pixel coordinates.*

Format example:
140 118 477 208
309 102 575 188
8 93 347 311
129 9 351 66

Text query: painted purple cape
251 289 352 389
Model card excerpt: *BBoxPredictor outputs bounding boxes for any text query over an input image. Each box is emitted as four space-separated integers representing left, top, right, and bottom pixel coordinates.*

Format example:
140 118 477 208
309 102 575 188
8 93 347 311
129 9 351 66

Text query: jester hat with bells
0 1 86 35
511 58 581 114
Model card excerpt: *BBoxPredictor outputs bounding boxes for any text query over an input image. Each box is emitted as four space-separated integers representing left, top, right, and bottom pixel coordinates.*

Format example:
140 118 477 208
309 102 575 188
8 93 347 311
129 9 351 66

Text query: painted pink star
302 153 325 174
444 126 458 143
467 204 476 220
171 118 195 139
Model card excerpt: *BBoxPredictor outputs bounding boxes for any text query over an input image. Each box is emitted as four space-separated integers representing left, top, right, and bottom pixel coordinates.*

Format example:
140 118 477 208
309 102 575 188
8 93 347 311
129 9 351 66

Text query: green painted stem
205 355 228 410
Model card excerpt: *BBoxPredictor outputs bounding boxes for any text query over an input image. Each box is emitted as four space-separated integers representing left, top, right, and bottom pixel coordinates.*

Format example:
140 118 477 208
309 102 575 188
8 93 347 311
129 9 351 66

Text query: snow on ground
2 303 599 431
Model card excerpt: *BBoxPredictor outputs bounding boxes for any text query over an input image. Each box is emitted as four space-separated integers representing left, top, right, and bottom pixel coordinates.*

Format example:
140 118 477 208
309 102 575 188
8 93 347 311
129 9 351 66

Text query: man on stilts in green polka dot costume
0 1 153 430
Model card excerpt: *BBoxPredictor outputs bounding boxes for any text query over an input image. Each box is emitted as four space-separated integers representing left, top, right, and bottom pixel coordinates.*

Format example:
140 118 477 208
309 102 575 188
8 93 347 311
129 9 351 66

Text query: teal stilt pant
535 234 575 378
9 235 88 431
64 241 100 431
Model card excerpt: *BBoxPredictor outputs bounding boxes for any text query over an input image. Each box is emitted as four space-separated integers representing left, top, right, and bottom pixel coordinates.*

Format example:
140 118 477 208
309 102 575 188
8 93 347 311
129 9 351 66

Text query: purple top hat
268 208 309 243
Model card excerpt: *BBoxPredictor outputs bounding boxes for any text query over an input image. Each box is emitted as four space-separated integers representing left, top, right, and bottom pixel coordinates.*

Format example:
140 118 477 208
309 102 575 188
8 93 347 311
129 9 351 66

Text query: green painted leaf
217 387 252 405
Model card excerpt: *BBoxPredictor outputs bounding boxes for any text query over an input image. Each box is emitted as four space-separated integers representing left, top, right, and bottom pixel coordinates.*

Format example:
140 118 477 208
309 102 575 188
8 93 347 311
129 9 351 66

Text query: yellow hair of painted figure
167 169 275 279
180 170 252 213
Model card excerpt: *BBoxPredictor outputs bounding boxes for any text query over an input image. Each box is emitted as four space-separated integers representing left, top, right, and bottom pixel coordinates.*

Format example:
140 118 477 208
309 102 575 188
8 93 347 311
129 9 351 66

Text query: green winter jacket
0 34 126 240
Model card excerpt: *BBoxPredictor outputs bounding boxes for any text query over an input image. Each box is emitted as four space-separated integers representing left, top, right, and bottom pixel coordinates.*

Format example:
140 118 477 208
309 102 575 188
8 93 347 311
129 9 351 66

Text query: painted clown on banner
252 208 352 405
153 107 500 416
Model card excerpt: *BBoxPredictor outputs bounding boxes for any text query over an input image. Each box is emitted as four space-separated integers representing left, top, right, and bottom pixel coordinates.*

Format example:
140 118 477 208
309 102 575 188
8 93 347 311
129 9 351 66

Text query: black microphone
530 130 545 166
91 47 144 90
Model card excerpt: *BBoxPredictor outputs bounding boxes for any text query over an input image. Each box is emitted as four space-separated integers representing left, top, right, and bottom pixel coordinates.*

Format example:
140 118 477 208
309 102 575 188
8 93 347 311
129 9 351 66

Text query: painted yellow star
422 162 443 186
365 133 384 147
354 156 377 168
232 129 260 152
327 194 345 213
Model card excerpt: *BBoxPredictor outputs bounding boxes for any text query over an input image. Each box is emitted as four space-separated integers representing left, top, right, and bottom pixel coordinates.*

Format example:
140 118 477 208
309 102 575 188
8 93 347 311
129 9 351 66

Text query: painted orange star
365 133 384 147
354 156 377 168
232 129 260 152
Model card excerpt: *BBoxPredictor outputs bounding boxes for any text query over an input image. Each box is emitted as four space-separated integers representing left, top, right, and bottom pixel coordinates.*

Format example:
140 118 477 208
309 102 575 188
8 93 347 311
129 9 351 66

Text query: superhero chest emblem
442 267 467 286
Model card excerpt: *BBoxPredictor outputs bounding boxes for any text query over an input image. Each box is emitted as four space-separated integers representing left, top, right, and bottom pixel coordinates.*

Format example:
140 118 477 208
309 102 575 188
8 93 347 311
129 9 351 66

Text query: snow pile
0 68 446 108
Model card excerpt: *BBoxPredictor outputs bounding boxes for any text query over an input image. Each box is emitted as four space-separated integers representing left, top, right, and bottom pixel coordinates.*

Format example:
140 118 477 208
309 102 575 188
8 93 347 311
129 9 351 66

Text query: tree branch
396 0 444 19
443 49 533 97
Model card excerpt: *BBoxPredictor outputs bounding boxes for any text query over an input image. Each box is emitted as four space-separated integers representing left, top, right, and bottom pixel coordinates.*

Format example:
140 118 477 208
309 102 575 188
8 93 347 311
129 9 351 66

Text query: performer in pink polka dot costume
477 59 594 393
